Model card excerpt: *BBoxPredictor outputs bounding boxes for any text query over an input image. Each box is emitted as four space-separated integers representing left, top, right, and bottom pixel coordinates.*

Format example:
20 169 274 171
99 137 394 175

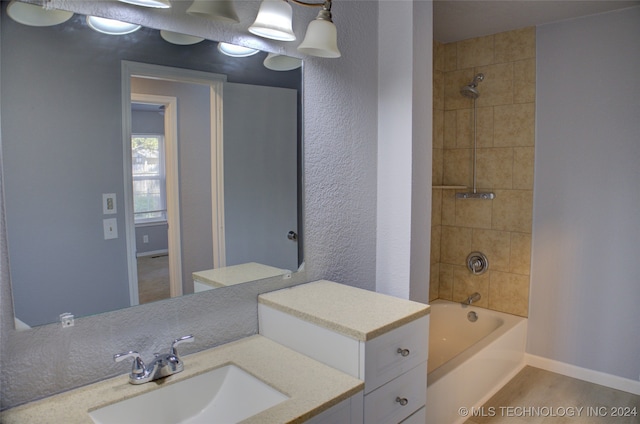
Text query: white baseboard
136 249 169 258
525 354 640 396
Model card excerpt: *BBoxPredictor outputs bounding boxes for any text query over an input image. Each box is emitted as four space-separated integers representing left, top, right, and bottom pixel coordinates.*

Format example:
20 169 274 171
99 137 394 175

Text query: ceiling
433 0 640 43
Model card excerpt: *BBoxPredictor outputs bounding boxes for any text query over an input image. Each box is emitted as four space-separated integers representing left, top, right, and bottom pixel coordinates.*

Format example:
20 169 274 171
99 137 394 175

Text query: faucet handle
114 351 145 376
170 335 194 357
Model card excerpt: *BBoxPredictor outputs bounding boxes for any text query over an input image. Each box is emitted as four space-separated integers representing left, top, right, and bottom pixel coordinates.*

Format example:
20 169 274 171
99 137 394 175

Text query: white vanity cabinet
258 280 430 424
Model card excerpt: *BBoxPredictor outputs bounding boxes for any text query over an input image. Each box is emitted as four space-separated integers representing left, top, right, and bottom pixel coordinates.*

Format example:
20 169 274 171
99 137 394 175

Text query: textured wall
0 0 378 408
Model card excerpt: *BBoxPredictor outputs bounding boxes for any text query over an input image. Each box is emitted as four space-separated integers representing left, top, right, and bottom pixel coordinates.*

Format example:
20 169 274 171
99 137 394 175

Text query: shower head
460 73 484 99
460 85 480 99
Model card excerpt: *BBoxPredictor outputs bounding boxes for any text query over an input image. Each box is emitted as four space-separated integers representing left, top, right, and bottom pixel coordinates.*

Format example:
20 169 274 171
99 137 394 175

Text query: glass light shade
248 0 296 42
160 30 204 45
86 16 142 35
6 0 73 27
187 0 239 23
297 19 340 58
217 42 260 57
118 0 171 8
263 53 302 71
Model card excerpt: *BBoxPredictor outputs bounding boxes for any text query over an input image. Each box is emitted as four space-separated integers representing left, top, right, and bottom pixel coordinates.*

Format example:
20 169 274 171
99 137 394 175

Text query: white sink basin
89 364 289 424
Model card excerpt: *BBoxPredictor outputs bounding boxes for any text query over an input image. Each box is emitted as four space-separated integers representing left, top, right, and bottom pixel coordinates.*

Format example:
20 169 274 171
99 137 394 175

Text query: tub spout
463 292 481 305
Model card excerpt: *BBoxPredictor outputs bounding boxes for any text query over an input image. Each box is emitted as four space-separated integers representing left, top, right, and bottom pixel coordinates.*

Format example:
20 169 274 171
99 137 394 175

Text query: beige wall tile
476 62 514 107
431 224 442 264
439 263 455 300
476 147 513 189
443 110 457 149
434 40 445 72
453 268 490 307
433 109 444 149
455 196 493 229
514 58 536 104
441 190 456 226
494 27 535 63
456 108 473 148
441 225 472 265
513 147 534 189
489 271 530 317
510 232 532 275
457 34 494 69
443 148 472 187
433 70 445 111
494 103 535 147
472 228 511 272
429 262 440 302
445 69 474 110
444 42 457 72
492 189 533 233
432 189 442 226
432 148 443 185
477 106 494 148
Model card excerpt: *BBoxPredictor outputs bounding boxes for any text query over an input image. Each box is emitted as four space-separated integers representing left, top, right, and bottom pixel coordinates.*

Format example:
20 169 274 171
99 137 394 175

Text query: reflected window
132 134 166 223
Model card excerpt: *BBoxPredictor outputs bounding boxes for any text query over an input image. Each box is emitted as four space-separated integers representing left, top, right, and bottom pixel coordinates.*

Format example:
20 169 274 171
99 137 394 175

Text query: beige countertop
193 262 288 288
259 280 430 341
2 335 363 424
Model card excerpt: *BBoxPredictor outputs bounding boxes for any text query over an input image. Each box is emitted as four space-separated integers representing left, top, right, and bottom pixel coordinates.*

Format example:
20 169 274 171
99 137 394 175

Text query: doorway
130 95 181 304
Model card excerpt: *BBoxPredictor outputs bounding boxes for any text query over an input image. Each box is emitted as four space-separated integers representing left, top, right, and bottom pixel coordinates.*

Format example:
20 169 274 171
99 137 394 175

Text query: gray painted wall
0 0 380 409
529 6 640 381
2 12 131 326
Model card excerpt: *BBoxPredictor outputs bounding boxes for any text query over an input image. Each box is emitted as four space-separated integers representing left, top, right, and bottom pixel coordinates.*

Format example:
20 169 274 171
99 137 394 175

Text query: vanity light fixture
217 42 260 58
86 16 142 35
250 0 340 58
187 0 240 24
117 0 171 8
6 0 73 27
249 0 296 41
263 52 302 71
296 0 340 58
160 30 205 45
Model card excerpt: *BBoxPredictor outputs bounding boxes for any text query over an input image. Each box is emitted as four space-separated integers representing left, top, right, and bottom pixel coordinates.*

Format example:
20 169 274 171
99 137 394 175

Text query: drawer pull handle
397 348 410 357
396 397 409 406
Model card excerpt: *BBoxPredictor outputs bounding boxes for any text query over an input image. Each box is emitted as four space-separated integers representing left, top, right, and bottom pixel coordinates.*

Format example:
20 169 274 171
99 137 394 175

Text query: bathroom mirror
1 4 303 328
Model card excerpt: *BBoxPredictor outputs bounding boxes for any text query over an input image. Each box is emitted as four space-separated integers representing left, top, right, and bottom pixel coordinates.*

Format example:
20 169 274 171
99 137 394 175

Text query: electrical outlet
60 313 74 328
102 193 117 214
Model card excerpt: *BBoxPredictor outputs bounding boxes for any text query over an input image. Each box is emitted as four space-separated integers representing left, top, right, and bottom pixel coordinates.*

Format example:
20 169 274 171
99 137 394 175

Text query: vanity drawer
363 315 428 393
364 361 427 424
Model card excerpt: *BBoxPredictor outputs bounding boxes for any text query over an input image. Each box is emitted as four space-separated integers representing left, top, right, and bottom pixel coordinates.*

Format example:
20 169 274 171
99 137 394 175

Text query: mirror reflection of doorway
131 106 170 303
130 95 182 304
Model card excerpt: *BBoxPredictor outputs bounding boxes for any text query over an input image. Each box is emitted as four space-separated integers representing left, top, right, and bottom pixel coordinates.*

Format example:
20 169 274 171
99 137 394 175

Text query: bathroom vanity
2 281 429 423
1 335 363 423
259 280 430 423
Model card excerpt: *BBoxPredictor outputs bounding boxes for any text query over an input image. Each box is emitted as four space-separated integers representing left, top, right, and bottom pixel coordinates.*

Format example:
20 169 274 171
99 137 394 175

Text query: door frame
121 61 227 305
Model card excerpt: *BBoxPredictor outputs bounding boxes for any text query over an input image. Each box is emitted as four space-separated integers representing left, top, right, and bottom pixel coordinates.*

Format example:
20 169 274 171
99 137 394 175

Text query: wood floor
465 366 639 424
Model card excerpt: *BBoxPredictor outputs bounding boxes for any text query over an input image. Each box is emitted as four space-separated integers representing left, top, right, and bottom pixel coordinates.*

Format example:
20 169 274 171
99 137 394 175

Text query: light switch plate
103 218 118 240
103 193 117 214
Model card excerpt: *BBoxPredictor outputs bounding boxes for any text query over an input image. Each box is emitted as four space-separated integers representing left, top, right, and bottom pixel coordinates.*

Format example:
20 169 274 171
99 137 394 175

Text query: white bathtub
425 300 527 424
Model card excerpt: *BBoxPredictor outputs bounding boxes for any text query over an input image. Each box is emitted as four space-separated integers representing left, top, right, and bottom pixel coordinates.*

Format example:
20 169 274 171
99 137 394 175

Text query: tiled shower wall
430 28 535 317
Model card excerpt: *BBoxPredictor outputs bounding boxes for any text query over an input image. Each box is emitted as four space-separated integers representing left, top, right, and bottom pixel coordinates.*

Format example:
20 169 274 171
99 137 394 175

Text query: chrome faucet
462 292 481 305
114 335 194 385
